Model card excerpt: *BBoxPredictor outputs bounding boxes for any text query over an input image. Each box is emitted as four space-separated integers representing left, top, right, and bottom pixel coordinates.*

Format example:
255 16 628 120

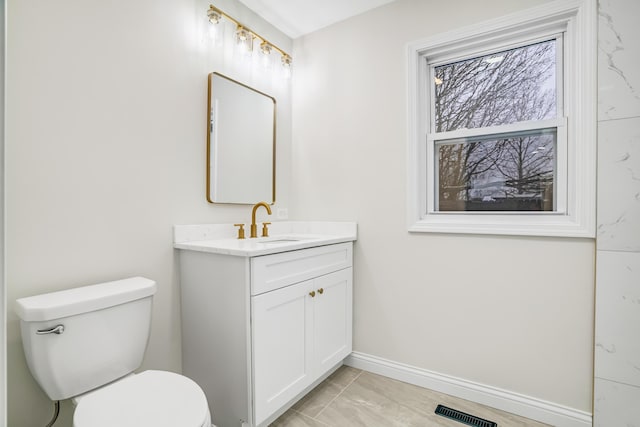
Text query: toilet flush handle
36 325 65 335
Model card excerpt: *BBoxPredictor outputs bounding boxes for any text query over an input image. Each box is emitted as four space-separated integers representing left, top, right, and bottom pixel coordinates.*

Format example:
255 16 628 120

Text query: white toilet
15 277 212 427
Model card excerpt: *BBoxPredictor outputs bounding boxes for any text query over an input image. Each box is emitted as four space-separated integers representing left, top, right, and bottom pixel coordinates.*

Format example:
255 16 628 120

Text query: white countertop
173 221 357 257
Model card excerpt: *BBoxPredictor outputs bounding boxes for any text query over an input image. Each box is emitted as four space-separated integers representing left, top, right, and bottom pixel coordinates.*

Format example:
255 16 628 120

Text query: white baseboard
345 352 592 427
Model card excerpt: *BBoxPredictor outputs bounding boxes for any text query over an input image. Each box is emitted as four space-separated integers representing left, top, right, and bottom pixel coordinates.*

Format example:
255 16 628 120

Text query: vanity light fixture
259 41 272 56
259 41 273 69
236 26 254 55
207 4 293 78
281 55 292 79
206 7 223 44
207 8 222 24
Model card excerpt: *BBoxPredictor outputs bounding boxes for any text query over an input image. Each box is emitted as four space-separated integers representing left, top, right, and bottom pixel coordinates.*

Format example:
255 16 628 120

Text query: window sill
409 213 595 238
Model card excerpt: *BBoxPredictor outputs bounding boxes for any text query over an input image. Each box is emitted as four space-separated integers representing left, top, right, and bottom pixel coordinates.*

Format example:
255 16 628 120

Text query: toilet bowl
15 277 212 427
73 371 211 427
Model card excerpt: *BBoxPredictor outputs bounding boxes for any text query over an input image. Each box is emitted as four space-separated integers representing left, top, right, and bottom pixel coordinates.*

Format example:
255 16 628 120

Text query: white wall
5 0 291 425
292 0 595 413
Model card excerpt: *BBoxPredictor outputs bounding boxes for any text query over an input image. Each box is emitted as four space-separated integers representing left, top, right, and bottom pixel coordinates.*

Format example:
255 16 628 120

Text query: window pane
436 129 556 212
433 40 557 132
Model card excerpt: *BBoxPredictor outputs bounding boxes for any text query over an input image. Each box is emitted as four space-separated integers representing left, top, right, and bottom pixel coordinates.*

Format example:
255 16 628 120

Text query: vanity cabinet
252 268 352 425
178 242 353 427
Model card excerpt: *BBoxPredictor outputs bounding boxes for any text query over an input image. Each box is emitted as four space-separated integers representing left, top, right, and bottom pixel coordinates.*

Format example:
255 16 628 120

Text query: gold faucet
250 202 272 238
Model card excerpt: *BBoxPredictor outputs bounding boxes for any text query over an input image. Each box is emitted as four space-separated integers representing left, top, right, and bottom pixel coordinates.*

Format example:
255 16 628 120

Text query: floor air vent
434 404 498 427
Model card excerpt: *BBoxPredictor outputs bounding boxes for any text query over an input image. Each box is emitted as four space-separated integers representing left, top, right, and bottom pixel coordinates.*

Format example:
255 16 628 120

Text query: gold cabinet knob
234 223 246 239
309 291 316 298
317 288 324 294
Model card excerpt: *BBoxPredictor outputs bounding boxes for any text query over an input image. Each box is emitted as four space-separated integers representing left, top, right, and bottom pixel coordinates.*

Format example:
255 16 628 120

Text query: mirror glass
207 72 276 204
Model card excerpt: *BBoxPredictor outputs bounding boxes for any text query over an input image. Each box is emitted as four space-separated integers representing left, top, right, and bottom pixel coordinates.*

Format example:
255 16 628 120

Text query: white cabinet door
252 260 353 426
252 280 314 426
312 268 353 375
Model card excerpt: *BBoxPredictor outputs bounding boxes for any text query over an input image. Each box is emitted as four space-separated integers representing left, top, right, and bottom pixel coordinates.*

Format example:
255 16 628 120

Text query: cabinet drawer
251 243 352 295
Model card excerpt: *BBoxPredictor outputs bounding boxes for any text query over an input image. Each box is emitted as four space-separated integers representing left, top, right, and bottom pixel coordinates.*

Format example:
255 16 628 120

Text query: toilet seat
73 370 211 427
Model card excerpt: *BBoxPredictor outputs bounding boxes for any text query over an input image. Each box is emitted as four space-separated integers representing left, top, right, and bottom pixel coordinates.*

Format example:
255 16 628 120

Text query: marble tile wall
596 118 640 251
594 378 640 427
597 0 640 121
594 252 640 386
594 0 640 425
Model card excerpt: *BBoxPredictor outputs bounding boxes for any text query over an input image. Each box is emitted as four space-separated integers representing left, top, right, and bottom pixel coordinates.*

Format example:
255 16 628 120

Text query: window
433 39 561 213
407 0 596 237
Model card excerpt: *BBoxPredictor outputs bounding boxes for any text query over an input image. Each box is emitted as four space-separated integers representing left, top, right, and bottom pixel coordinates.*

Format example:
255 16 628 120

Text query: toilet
15 277 211 427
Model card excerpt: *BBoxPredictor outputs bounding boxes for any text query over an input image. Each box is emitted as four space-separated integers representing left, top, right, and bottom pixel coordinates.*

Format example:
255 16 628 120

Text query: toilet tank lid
15 277 157 322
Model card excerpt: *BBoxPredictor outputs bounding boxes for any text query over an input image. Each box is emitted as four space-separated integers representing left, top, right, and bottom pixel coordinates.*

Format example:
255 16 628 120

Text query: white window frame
407 0 596 237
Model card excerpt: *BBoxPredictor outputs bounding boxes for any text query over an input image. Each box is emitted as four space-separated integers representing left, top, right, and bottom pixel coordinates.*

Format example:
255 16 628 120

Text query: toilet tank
15 277 157 401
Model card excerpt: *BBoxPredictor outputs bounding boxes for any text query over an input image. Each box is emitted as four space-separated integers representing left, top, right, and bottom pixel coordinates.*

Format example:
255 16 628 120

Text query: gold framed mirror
206 72 276 204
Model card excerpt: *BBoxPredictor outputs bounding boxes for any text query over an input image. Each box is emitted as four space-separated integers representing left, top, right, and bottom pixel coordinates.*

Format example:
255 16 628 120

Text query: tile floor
270 366 551 427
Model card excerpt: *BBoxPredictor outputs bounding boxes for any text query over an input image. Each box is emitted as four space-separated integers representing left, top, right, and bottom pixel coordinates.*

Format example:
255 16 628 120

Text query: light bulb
236 27 253 56
281 55 292 79
205 8 223 45
260 42 272 69
207 9 222 24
